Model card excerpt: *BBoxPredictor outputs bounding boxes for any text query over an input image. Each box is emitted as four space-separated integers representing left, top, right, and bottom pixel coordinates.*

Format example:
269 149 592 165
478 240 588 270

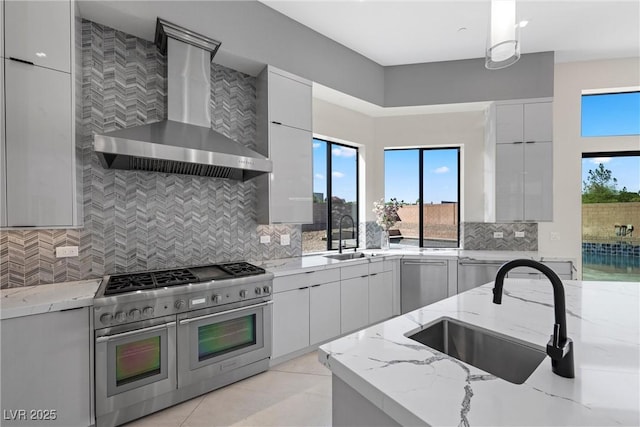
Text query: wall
384 52 555 107
582 203 640 242
0 20 300 288
539 57 640 277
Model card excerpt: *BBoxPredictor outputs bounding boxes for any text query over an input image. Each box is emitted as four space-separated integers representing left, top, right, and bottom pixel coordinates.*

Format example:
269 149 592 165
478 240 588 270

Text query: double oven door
177 299 273 389
95 315 177 419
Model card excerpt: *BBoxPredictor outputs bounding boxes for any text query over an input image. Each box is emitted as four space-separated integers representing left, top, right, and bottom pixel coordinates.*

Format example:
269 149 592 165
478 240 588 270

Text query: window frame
580 89 640 138
385 147 461 249
311 137 360 252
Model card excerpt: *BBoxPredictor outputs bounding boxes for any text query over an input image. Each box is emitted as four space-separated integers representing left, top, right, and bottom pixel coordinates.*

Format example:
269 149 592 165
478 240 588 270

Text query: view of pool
582 252 640 282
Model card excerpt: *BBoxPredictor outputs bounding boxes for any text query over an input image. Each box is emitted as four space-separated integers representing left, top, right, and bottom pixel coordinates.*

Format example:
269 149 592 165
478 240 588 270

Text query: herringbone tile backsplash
0 20 300 288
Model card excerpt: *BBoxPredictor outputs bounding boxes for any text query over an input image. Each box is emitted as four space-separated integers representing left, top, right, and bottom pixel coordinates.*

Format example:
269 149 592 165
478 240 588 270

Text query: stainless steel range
93 261 273 427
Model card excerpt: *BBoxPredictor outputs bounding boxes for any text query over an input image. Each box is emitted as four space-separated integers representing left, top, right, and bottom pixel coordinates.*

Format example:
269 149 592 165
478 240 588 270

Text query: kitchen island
319 279 640 426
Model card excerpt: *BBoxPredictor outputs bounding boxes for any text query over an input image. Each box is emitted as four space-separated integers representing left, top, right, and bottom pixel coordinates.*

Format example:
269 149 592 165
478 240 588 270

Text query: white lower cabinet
340 276 369 334
272 287 310 359
369 271 393 324
0 307 92 427
310 281 341 345
272 261 397 360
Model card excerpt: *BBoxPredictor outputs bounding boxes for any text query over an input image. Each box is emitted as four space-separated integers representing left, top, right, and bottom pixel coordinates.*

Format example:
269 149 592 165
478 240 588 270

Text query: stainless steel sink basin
406 318 546 384
324 252 367 260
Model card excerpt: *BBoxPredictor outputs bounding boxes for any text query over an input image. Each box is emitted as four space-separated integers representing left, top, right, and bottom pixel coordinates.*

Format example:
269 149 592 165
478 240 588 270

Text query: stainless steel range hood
93 19 272 181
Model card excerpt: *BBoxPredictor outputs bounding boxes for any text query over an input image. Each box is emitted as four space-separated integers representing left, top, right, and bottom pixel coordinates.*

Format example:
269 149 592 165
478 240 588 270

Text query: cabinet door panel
5 60 73 226
269 124 312 223
5 0 71 72
341 277 368 334
496 104 523 143
1 308 91 426
369 271 393 324
496 143 524 221
524 102 552 142
272 288 310 359
523 141 552 221
269 71 312 131
1 59 6 226
310 281 341 345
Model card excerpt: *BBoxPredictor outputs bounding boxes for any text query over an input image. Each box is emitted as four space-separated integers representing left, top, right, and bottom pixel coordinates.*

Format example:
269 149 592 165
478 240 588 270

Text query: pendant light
485 0 521 70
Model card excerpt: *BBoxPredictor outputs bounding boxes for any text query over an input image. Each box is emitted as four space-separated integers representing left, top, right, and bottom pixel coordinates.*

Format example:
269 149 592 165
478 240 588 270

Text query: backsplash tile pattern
462 222 538 251
0 20 300 288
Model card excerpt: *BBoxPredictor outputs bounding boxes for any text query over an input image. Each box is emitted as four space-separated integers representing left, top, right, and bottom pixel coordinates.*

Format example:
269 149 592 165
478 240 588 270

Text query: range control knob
100 313 113 324
255 287 262 295
262 285 271 294
239 290 248 299
129 309 141 321
175 300 187 310
212 294 222 304
143 306 154 317
115 311 126 323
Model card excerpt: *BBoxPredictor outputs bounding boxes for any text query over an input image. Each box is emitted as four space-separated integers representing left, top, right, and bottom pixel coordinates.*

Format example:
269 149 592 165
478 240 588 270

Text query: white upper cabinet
524 102 553 142
0 55 5 226
268 71 312 131
5 61 74 226
4 0 71 72
1 0 78 228
494 100 553 222
496 102 553 143
256 65 313 224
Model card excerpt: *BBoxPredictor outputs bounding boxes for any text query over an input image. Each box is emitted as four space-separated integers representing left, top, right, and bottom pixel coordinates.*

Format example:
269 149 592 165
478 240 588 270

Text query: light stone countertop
254 249 573 277
0 279 102 320
319 279 640 426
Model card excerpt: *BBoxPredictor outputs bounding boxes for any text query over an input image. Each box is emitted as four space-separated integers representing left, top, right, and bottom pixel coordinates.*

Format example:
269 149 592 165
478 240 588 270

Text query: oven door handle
96 321 176 343
179 300 274 325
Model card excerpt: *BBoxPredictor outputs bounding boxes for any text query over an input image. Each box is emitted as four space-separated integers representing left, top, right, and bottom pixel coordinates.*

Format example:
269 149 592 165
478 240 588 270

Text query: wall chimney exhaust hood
93 19 272 181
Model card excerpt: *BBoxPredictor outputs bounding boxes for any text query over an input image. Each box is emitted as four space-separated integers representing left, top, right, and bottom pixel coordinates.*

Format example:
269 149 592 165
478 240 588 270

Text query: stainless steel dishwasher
401 259 449 314
457 258 508 293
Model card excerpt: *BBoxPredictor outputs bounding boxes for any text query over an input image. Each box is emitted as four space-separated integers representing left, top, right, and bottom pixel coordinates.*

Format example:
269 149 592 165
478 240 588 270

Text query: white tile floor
124 351 332 427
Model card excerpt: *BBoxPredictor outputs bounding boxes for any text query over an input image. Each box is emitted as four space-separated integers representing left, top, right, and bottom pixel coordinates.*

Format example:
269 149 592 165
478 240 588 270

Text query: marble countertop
0 279 102 320
254 249 573 277
319 279 640 426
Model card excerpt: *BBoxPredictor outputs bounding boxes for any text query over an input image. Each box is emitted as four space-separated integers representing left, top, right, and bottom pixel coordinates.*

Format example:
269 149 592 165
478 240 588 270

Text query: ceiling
260 0 640 66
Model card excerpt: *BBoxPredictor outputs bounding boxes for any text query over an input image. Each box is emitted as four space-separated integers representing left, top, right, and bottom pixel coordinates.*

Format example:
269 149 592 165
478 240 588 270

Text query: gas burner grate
104 273 156 295
219 262 266 277
154 269 198 287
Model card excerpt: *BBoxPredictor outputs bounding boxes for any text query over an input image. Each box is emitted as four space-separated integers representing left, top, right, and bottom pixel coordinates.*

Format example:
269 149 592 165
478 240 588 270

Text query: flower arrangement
372 198 402 231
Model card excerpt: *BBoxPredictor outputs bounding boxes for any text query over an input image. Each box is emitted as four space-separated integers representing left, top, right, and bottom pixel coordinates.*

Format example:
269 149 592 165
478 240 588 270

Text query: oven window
115 336 161 386
198 314 257 361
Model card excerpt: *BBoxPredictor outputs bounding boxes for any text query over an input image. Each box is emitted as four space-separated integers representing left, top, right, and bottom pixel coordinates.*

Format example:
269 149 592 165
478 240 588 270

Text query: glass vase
381 230 390 250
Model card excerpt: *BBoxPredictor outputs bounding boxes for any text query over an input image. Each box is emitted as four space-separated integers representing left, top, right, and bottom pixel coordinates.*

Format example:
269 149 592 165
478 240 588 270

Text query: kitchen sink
324 252 367 260
406 318 546 384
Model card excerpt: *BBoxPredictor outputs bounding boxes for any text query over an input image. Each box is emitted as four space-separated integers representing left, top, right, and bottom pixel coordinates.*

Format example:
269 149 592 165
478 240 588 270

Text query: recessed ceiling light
518 20 529 28
35 52 47 58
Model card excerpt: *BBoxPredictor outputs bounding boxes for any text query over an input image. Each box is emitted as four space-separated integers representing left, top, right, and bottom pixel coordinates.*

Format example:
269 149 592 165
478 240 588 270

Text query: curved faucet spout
493 259 575 379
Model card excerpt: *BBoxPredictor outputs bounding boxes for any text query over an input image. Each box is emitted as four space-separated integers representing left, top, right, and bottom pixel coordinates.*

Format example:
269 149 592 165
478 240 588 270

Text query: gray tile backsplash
461 222 538 251
0 20 300 288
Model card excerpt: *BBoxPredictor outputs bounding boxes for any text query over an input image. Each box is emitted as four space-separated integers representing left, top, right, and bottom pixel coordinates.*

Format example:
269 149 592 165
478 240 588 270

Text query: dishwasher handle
402 261 447 266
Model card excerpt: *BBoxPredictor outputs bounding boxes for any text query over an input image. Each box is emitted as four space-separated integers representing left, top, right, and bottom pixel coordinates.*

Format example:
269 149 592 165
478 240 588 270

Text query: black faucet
493 259 575 379
338 214 356 254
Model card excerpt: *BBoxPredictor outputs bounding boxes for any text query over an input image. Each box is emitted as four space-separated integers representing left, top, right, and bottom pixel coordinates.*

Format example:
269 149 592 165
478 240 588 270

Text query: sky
581 91 640 137
582 155 640 193
313 139 358 202
385 149 458 204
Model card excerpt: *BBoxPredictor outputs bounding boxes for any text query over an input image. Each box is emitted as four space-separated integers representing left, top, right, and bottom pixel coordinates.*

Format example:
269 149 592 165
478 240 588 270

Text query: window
581 91 640 137
302 138 358 253
384 148 460 248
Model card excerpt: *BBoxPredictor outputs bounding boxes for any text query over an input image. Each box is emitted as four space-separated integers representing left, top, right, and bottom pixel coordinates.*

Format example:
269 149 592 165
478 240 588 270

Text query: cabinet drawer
341 263 369 280
369 260 385 274
273 274 307 293
273 268 341 293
